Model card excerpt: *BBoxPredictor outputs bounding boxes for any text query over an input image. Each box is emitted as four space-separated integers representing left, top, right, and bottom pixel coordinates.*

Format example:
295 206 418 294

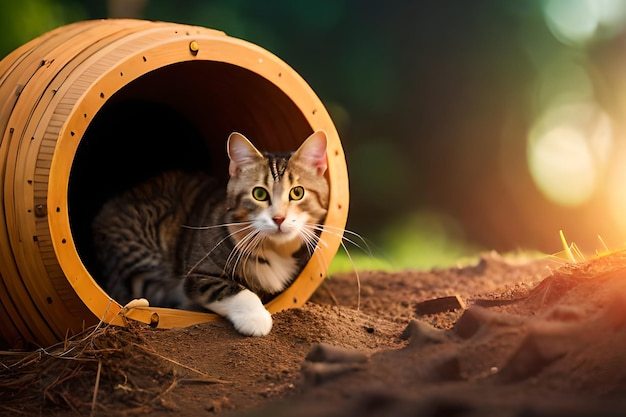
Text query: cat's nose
272 216 285 227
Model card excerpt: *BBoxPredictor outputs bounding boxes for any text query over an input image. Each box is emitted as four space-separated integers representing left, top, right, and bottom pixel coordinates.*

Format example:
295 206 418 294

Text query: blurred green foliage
0 0 86 58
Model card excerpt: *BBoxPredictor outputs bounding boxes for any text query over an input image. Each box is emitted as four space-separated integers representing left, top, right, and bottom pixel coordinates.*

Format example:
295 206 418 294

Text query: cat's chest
243 249 299 294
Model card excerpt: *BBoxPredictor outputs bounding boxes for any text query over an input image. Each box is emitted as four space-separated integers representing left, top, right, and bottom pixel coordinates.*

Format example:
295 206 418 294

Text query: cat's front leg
208 289 273 336
184 275 272 336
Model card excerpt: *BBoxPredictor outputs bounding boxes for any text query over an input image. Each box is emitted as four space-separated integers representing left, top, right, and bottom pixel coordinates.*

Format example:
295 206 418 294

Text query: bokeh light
527 101 613 207
542 0 626 46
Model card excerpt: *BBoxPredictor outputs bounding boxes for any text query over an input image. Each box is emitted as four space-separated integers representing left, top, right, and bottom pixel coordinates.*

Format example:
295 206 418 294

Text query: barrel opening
67 60 313 293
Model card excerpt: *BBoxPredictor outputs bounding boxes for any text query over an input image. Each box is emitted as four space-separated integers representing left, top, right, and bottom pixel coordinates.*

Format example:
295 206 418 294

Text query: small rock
415 295 466 316
305 343 368 364
453 305 524 340
302 362 364 386
452 306 492 339
400 320 447 349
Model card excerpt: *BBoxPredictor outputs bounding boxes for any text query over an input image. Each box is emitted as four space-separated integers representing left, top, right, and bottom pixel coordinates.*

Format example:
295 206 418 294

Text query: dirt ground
4 250 626 416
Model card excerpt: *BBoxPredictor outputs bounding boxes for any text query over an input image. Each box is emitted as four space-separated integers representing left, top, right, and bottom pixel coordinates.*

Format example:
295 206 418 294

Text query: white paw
231 306 273 337
205 289 273 337
123 298 149 310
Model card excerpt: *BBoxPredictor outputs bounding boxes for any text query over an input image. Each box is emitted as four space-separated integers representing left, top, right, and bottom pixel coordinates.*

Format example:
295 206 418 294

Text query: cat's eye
252 187 269 201
289 186 305 201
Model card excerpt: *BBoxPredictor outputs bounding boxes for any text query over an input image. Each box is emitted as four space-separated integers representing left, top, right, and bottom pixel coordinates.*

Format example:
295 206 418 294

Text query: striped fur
92 131 329 336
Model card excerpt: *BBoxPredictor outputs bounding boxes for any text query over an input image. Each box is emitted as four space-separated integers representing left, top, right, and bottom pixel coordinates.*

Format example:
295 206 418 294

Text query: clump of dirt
4 252 626 416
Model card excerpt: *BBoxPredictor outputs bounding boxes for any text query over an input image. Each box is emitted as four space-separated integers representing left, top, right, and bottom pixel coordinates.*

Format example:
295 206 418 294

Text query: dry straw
0 319 227 415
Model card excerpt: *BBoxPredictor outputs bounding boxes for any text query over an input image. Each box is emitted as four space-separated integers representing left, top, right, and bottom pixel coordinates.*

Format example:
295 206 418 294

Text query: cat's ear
293 130 328 176
227 132 264 177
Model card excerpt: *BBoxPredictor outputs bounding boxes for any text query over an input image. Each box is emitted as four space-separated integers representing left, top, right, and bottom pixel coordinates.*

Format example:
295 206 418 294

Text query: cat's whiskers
298 227 331 278
241 234 270 287
299 229 320 256
181 221 251 230
299 226 327 260
184 222 255 276
226 228 265 284
228 233 258 279
309 224 373 256
306 223 369 311
223 229 255 275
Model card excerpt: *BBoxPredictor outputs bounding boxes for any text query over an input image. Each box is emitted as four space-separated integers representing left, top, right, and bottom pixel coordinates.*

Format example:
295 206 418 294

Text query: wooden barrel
0 19 348 348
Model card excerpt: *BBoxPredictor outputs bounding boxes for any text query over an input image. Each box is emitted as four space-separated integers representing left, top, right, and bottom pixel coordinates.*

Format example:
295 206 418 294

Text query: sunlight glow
527 102 613 207
607 147 626 233
542 0 626 46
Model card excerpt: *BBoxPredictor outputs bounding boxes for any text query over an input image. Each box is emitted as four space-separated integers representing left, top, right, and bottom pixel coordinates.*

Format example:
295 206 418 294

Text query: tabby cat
92 131 329 336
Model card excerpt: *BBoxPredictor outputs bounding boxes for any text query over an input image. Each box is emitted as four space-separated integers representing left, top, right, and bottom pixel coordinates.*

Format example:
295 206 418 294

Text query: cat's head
226 131 329 246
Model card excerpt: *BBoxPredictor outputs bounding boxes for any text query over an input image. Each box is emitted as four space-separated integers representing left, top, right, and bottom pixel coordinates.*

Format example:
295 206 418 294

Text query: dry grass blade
90 360 102 417
130 342 231 384
0 321 228 415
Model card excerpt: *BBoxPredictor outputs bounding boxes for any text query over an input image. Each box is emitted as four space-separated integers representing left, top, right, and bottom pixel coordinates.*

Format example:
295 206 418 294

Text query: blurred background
4 0 626 270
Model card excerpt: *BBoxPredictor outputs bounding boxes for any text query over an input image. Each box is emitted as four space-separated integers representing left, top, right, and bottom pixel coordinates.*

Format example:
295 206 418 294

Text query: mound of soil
3 251 626 416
